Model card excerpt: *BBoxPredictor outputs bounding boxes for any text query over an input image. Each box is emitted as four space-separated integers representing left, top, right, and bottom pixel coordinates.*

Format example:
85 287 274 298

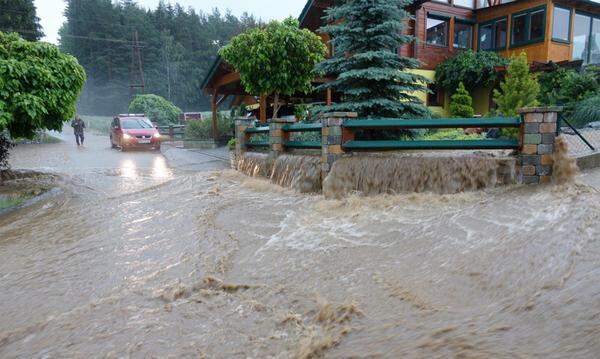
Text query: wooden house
201 0 600 123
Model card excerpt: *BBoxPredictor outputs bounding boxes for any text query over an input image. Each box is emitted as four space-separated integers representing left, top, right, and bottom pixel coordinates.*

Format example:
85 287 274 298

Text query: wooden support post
259 95 267 123
326 89 332 106
211 90 219 143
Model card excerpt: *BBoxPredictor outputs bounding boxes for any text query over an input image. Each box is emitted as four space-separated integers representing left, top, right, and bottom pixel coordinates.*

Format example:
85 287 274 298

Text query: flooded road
1 132 600 358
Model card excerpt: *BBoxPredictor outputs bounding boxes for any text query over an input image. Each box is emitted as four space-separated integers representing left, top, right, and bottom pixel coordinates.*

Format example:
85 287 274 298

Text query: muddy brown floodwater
1 132 599 358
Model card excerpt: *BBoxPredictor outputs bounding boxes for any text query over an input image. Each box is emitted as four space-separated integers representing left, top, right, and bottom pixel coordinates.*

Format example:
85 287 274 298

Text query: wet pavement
1 131 599 358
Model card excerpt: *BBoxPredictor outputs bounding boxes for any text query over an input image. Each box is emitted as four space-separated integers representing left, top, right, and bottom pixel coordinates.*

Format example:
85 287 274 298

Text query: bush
0 32 86 139
227 138 236 150
435 50 509 91
0 134 14 169
128 94 182 126
571 94 600 128
185 115 234 141
449 82 474 118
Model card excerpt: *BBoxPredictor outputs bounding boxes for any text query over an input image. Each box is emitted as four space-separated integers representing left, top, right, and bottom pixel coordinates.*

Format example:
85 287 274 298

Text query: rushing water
1 133 599 358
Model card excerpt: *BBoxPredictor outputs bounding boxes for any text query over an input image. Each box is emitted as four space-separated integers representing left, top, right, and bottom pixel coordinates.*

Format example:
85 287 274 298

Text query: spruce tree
0 0 43 41
450 82 474 118
316 0 430 119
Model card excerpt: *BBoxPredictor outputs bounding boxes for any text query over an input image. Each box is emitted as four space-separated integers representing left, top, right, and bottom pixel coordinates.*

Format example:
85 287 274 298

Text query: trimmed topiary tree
493 53 539 118
128 94 182 126
219 17 327 119
0 32 86 139
435 50 508 92
315 0 430 119
449 82 474 118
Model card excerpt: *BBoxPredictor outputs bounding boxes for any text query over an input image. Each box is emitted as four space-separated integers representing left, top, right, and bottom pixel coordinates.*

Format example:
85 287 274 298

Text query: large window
454 21 473 49
427 15 449 46
552 6 571 42
511 6 546 47
573 13 591 61
479 17 507 51
454 0 474 9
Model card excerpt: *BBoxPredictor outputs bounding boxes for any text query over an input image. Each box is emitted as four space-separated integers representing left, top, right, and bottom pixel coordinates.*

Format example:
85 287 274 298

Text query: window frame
551 5 572 44
477 16 508 52
426 13 451 47
510 5 547 48
454 19 475 49
573 10 600 65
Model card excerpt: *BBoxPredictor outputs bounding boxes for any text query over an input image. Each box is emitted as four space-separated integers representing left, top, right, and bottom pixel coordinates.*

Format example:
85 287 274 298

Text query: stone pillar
517 107 562 184
321 112 357 179
234 118 255 159
269 118 295 157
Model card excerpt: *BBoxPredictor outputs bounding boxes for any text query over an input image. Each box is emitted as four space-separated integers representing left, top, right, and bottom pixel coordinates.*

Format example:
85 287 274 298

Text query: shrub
420 129 483 141
571 94 600 128
0 134 14 169
128 94 182 126
435 50 509 91
227 138 236 150
0 32 86 139
449 82 474 118
185 115 234 141
493 53 539 117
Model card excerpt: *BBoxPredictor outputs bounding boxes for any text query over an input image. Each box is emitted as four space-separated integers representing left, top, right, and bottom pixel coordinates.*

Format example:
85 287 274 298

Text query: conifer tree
0 0 43 41
316 0 430 119
449 82 474 118
493 53 539 117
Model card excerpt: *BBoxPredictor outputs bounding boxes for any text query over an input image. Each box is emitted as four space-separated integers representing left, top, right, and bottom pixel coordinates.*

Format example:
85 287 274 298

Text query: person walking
71 116 86 147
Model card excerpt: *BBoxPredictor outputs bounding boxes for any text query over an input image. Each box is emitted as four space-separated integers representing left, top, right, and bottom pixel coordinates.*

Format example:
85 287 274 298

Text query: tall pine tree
316 0 430 119
0 0 43 41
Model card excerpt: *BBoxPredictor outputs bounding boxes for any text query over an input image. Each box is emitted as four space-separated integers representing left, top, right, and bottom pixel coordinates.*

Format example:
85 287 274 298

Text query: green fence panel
343 139 520 150
245 126 270 134
284 141 321 149
282 123 322 132
245 141 270 148
343 117 521 129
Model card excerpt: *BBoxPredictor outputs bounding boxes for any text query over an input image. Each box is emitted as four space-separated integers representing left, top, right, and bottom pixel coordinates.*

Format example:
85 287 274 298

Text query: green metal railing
282 122 322 149
245 125 270 148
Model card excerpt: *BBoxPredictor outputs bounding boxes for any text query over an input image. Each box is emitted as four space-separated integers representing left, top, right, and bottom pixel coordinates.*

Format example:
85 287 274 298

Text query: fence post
321 112 357 179
517 106 562 184
269 118 295 157
168 125 174 140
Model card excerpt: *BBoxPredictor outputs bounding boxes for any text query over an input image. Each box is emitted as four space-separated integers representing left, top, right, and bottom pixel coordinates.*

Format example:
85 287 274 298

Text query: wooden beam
259 95 267 123
326 89 332 106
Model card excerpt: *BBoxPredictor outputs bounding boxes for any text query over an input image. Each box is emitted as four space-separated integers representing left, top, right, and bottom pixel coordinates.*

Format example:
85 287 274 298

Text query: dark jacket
71 118 85 135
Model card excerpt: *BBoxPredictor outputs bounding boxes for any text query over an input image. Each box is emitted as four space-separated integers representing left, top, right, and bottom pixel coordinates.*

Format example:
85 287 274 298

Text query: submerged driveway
1 131 599 358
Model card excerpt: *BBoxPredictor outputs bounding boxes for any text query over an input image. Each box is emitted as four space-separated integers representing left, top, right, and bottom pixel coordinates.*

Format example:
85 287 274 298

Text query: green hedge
185 115 234 141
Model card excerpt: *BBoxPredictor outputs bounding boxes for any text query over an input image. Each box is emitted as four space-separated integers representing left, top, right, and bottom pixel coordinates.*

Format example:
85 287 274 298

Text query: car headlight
122 133 132 140
153 133 161 138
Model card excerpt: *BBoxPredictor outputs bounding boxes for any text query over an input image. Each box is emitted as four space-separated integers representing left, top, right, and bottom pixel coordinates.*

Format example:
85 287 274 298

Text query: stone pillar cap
518 106 563 114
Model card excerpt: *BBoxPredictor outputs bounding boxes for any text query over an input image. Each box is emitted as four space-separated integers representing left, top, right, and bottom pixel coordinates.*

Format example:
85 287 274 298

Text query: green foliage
435 50 509 91
220 18 327 119
80 115 112 134
294 104 310 122
0 32 86 139
571 94 600 128
316 0 430 119
493 53 539 117
0 0 43 41
60 1 261 114
128 94 182 126
185 115 234 140
419 129 484 141
0 134 14 169
449 82 475 118
538 66 599 106
227 138 236 150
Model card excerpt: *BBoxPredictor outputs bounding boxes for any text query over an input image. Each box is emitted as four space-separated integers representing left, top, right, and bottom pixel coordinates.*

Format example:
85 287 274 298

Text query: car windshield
120 118 153 129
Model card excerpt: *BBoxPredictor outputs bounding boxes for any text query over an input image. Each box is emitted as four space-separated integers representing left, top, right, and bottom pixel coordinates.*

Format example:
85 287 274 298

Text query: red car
110 114 162 151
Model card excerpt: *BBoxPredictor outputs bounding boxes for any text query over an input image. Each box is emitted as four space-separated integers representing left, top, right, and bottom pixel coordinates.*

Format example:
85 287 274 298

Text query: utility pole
130 30 145 97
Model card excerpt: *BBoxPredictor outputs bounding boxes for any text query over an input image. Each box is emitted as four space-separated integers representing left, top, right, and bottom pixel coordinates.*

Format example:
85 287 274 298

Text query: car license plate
138 139 151 144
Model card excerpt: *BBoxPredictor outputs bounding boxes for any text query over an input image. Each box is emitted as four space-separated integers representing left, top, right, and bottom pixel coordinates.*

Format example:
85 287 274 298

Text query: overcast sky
34 0 308 44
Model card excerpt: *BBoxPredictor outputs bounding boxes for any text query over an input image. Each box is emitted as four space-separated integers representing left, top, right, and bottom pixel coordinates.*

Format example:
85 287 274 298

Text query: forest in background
59 0 260 115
